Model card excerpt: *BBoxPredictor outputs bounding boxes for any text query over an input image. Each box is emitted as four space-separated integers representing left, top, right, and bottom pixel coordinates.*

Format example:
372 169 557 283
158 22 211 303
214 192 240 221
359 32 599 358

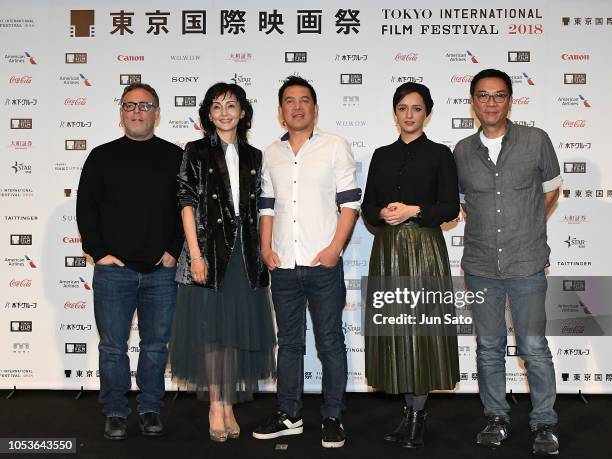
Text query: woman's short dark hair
392 82 434 116
278 75 317 105
470 69 513 97
198 82 253 142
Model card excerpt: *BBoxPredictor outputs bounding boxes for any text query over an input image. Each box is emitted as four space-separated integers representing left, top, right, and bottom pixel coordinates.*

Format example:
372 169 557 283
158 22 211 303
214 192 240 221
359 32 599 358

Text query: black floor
0 391 609 458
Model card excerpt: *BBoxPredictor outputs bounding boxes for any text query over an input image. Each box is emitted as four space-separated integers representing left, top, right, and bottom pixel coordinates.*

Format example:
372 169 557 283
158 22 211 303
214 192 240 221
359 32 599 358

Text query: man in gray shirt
453 69 561 456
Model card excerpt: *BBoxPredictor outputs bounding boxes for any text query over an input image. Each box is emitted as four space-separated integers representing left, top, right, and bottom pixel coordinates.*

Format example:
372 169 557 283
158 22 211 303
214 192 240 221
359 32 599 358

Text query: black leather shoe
383 406 412 442
139 412 165 437
104 416 127 440
477 416 510 447
400 409 426 448
532 424 559 456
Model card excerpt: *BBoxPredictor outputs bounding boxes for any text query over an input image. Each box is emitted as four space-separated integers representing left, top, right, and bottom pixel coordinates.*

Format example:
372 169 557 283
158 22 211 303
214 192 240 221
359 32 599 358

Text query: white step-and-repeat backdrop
2 0 611 393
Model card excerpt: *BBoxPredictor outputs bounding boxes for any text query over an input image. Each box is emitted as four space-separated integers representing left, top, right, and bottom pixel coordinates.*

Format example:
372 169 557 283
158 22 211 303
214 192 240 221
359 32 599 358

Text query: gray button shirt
453 120 561 279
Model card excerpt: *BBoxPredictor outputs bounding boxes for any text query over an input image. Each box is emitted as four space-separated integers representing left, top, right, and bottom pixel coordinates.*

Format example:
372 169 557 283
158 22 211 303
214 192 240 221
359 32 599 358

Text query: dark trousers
270 261 347 420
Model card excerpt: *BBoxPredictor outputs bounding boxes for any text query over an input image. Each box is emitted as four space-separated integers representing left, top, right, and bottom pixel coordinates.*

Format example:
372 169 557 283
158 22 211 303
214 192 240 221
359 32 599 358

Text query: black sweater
76 136 183 272
362 134 460 227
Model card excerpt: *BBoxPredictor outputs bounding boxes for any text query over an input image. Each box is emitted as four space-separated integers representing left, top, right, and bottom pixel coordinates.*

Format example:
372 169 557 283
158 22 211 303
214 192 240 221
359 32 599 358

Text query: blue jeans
464 271 558 428
93 264 177 418
270 261 347 420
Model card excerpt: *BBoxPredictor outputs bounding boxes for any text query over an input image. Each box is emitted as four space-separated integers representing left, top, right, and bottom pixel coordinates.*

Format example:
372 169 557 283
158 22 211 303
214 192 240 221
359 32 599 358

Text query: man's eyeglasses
120 101 157 112
474 92 509 104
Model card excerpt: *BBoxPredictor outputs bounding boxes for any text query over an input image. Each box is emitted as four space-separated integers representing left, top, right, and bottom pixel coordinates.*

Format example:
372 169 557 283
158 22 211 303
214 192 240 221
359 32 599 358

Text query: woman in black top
169 83 276 442
362 83 460 448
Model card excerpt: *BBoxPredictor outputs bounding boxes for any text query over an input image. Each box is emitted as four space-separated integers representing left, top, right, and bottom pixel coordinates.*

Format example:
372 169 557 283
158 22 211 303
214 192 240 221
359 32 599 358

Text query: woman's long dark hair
198 82 253 143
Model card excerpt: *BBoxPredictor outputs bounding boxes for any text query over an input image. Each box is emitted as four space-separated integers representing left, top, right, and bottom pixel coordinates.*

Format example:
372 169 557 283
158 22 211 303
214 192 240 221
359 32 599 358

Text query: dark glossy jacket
175 133 269 290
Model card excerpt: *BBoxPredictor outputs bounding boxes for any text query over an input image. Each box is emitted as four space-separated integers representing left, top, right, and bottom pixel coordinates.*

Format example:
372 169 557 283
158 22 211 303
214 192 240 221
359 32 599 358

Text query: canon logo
563 120 587 128
512 97 530 105
10 279 32 287
451 74 473 83
117 55 144 62
561 53 590 61
395 52 418 62
64 98 86 106
9 76 32 84
64 301 86 309
62 236 82 243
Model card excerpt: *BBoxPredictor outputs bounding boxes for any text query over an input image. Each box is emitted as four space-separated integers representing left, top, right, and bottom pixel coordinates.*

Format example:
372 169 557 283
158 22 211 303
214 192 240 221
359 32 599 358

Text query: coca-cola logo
9 76 32 84
561 53 590 61
10 279 32 287
64 97 87 106
563 120 587 128
512 97 530 105
64 300 86 309
451 74 473 83
395 52 418 62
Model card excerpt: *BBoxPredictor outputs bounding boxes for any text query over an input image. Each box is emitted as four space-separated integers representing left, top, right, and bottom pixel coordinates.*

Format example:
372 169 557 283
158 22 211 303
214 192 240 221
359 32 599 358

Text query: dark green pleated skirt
365 222 460 395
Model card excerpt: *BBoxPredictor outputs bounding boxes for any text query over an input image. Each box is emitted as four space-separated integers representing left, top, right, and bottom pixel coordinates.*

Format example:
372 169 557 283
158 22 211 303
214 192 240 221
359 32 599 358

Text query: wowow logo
579 95 591 108
79 277 91 290
522 72 535 85
24 52 37 65
466 50 478 63
79 73 92 87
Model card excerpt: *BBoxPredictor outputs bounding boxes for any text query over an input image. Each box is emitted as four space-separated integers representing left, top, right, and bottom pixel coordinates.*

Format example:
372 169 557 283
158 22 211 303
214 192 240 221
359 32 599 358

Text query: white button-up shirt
259 129 361 268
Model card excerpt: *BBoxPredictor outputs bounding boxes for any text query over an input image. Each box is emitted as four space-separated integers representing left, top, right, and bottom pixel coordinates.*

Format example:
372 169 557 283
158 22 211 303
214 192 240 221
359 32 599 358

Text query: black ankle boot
383 406 412 442
400 409 426 448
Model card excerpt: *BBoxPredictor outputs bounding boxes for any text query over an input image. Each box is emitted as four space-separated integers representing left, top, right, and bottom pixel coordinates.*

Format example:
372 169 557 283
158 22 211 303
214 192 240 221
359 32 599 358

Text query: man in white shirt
252 76 361 448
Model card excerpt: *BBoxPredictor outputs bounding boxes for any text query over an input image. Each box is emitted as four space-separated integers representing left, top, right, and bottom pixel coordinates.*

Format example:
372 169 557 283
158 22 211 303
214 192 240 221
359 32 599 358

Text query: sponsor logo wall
1 0 611 394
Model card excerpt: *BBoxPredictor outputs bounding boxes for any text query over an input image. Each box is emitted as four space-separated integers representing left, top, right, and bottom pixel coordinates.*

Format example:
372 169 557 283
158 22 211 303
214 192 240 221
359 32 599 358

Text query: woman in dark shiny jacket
169 83 276 442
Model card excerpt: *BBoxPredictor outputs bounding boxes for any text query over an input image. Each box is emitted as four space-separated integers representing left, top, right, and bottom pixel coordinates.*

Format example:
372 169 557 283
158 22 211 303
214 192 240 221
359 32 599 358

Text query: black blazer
175 133 269 290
